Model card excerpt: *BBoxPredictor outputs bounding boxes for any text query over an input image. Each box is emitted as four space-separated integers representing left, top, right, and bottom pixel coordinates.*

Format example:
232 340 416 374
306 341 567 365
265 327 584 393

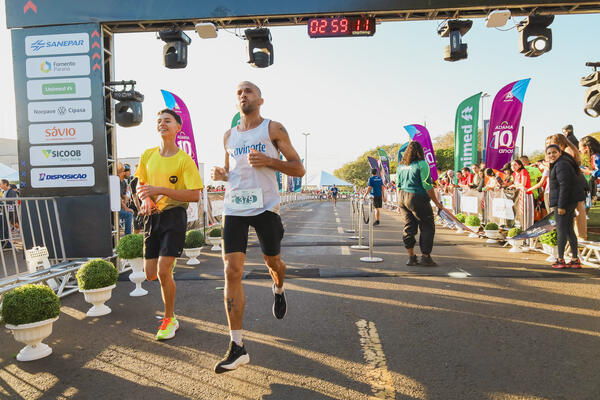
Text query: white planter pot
184 247 202 265
126 258 147 297
80 284 116 317
466 225 479 238
507 238 524 253
542 243 558 262
6 317 59 361
484 229 501 243
207 236 222 251
455 227 465 234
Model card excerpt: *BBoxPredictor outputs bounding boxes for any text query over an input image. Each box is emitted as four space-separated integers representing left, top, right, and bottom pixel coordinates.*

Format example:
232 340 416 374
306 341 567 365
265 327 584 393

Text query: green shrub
208 227 222 238
455 213 466 223
465 215 480 227
507 227 523 238
1 284 60 325
484 222 499 230
116 233 143 259
76 259 118 290
539 230 558 246
184 230 205 248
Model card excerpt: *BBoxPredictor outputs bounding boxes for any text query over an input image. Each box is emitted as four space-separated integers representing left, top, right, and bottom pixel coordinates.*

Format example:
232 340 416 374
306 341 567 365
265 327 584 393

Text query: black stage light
517 15 554 57
110 82 144 127
159 30 192 69
581 62 600 118
245 28 274 68
438 20 473 62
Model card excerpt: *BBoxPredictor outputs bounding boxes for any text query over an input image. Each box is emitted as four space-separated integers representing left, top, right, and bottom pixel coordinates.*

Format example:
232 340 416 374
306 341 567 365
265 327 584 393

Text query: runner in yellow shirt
135 108 203 340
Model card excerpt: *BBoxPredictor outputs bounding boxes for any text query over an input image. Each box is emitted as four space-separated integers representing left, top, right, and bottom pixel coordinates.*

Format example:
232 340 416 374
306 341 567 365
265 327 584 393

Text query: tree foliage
334 144 400 188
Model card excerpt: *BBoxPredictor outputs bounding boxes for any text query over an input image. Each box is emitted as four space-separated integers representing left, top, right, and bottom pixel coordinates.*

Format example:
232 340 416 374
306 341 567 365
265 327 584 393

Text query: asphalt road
1 200 600 400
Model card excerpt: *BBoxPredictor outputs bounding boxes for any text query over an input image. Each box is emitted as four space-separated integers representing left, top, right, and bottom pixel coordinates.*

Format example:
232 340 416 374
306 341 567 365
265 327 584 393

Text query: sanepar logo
30 39 86 52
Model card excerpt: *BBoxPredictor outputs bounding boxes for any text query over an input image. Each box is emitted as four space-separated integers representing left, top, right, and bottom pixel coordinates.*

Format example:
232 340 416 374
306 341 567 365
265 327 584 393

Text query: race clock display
307 17 375 38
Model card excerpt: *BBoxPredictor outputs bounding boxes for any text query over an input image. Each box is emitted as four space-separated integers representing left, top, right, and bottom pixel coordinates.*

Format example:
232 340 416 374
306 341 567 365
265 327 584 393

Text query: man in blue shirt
330 184 339 207
364 169 384 225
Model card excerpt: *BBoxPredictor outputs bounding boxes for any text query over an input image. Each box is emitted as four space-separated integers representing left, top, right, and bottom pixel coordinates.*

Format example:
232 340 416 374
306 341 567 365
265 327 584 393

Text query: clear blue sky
1 3 599 183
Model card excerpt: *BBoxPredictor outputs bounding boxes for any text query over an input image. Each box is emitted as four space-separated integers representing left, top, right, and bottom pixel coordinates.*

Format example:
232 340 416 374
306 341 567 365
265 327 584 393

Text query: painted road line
356 319 395 399
336 217 341 223
341 246 350 255
337 226 344 234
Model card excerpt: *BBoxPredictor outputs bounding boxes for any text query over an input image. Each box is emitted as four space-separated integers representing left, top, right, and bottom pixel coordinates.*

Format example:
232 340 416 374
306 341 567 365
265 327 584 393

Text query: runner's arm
250 121 305 177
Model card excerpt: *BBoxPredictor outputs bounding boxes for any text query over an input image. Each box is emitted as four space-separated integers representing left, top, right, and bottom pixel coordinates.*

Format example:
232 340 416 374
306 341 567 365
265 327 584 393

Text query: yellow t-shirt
135 147 203 211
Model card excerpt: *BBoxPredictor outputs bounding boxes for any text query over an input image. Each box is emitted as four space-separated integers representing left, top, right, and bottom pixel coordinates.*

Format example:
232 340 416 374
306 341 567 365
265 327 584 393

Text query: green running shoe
156 317 179 340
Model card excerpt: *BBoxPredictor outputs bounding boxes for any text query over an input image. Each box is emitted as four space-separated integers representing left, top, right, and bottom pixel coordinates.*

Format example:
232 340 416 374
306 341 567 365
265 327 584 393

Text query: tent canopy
0 163 18 182
318 171 353 187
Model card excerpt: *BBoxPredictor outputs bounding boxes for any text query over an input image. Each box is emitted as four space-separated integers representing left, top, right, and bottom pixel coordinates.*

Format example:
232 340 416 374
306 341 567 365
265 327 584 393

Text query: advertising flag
367 156 379 175
377 148 391 185
276 153 283 192
403 124 439 181
231 112 241 128
454 93 481 176
161 90 199 167
397 142 409 165
485 79 531 170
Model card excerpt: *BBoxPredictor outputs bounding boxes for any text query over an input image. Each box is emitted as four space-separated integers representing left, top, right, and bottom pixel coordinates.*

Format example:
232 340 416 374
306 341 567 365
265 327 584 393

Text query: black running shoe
373 220 380 226
406 255 419 266
214 341 249 374
272 284 287 319
420 254 438 266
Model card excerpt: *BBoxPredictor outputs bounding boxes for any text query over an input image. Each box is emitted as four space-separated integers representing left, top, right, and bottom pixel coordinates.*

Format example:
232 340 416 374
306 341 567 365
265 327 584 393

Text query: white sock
230 330 243 346
272 283 284 295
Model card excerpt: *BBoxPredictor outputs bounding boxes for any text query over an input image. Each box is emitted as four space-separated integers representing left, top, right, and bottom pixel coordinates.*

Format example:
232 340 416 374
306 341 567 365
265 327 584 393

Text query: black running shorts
143 207 187 259
373 196 383 209
223 211 284 256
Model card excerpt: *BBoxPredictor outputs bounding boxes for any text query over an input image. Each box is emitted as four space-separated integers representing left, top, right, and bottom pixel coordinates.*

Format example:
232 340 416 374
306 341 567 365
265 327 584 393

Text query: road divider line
341 246 350 255
336 217 341 223
337 226 344 234
356 319 396 399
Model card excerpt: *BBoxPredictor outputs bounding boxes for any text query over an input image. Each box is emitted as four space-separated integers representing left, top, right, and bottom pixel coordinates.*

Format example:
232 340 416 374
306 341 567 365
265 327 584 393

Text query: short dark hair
1 179 9 186
157 108 182 125
371 168 378 175
562 124 573 133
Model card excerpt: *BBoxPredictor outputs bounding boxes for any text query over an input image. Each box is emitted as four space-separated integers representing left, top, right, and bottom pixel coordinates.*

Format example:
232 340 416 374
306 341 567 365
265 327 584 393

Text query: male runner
364 168 384 225
211 81 305 373
135 108 203 340
330 184 339 207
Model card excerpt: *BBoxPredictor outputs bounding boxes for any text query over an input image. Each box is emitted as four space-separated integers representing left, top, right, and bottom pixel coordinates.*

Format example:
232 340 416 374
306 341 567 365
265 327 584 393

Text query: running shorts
223 211 284 256
373 196 383 209
143 207 187 258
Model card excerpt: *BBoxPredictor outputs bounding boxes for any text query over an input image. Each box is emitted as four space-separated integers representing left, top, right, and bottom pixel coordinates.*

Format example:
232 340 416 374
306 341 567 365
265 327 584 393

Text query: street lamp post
302 132 310 188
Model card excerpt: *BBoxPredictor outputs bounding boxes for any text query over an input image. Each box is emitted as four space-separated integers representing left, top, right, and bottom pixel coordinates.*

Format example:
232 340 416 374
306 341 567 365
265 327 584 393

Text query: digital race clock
307 17 376 38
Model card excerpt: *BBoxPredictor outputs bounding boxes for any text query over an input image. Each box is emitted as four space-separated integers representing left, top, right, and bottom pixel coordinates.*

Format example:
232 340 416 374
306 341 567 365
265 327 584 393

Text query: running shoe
373 220 380 226
214 341 250 374
420 254 438 267
567 258 582 269
272 284 287 319
406 255 419 266
551 259 568 269
156 317 179 340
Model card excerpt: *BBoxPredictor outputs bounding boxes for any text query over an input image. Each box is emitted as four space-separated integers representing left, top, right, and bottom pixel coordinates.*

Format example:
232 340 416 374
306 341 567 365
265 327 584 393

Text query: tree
433 131 454 149
434 148 454 172
334 144 401 187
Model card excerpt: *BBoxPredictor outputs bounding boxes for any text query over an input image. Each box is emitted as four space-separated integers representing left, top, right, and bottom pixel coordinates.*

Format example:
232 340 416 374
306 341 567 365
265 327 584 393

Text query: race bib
227 188 263 210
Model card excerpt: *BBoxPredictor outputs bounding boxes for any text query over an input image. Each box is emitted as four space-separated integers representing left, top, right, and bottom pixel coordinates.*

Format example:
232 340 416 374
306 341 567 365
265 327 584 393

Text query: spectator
508 159 531 190
562 124 579 148
117 162 134 235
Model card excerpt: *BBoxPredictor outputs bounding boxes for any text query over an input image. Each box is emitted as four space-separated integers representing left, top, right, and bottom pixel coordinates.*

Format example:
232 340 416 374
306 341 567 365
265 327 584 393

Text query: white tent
318 171 353 187
0 162 18 182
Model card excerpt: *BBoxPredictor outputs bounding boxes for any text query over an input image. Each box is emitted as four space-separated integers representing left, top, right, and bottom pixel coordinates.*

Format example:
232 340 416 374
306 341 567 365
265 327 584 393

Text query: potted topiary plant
76 259 119 317
484 222 501 243
183 230 205 265
507 227 524 253
207 226 222 251
1 284 60 361
539 230 558 262
465 215 481 238
454 213 467 234
116 233 147 297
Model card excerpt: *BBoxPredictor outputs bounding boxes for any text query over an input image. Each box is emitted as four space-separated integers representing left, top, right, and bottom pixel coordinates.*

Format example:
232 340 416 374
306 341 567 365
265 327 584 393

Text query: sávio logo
169 176 178 184
40 61 51 73
45 126 76 137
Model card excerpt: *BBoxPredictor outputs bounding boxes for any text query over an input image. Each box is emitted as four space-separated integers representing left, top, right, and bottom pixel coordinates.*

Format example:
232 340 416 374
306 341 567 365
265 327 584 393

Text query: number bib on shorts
227 188 264 210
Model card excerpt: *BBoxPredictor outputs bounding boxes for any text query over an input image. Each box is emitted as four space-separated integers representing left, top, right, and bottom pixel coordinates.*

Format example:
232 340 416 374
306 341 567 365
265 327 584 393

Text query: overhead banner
485 79 531 170
404 124 439 181
454 92 481 178
367 156 379 175
161 89 199 167
377 148 390 185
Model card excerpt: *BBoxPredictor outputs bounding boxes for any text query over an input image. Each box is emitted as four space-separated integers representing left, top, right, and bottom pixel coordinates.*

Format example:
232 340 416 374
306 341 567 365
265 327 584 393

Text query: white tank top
224 119 280 216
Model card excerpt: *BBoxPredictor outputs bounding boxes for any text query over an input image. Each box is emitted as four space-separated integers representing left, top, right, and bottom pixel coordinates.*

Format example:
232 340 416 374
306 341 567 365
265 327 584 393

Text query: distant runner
364 168 384 225
330 184 339 207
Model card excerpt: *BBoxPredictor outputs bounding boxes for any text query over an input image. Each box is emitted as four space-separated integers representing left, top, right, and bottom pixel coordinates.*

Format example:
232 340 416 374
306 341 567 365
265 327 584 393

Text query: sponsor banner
512 212 556 240
29 144 94 166
25 32 89 56
492 197 515 220
454 92 481 182
29 122 94 144
161 90 199 167
367 156 379 175
231 112 241 128
403 124 439 181
28 99 92 122
377 148 390 185
30 166 95 188
460 196 479 214
26 55 91 78
27 77 91 100
437 209 481 235
486 79 531 170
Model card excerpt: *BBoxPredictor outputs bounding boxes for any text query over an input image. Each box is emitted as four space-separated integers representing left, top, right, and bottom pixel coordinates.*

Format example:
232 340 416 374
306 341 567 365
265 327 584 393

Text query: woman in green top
396 141 446 266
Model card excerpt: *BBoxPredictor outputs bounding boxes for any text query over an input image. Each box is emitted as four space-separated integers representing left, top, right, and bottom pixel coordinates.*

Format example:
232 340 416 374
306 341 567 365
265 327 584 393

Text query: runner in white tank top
210 81 305 374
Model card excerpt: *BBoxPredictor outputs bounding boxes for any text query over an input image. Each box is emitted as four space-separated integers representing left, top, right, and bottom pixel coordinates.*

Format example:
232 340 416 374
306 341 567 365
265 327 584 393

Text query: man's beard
241 103 255 114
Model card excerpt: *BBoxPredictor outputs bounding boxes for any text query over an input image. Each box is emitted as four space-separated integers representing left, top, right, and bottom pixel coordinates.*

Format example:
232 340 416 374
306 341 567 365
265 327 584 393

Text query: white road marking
336 217 341 223
356 319 396 399
341 246 350 255
337 227 344 234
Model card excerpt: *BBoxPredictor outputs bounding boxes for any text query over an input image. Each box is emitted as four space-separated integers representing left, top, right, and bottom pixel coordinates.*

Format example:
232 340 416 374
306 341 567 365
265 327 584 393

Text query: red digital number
340 18 348 33
331 19 339 33
364 19 370 31
309 20 319 34
319 19 327 34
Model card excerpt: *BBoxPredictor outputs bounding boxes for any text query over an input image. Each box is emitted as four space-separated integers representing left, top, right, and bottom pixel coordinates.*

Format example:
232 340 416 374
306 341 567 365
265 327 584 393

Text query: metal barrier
345 195 358 233
348 197 363 240
360 199 383 263
351 199 369 250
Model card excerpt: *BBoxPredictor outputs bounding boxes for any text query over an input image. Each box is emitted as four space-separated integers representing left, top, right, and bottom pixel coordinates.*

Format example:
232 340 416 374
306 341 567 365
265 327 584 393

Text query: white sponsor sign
25 33 89 56
492 197 515 220
26 55 91 78
29 122 94 144
29 144 94 166
441 195 453 209
27 78 91 100
31 167 95 188
28 100 92 122
460 196 479 214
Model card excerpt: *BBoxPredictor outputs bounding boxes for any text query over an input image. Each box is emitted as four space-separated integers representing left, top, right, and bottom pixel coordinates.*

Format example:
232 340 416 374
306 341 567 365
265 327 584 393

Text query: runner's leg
157 256 177 318
144 258 158 281
223 252 246 330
